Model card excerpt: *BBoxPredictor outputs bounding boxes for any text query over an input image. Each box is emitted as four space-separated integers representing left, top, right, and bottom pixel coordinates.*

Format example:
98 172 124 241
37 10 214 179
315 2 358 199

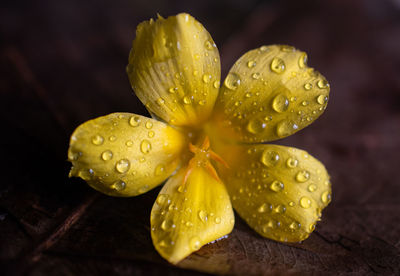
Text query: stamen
182 136 229 187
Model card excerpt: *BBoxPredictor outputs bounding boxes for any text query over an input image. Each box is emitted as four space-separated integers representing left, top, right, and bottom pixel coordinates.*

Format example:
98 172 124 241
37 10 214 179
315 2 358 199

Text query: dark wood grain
1 0 400 275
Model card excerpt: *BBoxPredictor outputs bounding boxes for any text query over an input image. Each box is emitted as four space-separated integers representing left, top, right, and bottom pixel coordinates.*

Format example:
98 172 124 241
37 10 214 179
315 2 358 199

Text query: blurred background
1 0 400 275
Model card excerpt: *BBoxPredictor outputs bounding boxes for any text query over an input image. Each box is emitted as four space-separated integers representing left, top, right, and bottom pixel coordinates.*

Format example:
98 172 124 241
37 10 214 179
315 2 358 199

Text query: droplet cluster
217 44 330 143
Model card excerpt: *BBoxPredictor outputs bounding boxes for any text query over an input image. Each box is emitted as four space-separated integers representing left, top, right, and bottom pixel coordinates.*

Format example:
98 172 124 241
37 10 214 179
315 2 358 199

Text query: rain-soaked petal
216 142 331 242
127 13 221 127
212 45 330 143
68 113 186 196
151 166 234 264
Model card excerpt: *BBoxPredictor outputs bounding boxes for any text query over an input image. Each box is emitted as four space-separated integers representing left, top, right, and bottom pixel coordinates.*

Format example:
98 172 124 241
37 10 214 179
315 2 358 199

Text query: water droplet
298 53 308 68
247 60 256 68
276 120 298 137
257 203 269 213
109 135 116 142
158 240 169 247
78 168 93 180
321 190 331 204
224 73 241 90
213 80 220 88
91 135 104 145
214 217 221 224
317 79 329 89
161 219 175 231
156 194 168 205
194 54 200 60
261 150 280 167
270 57 285 74
111 180 126 191
296 170 310 183
302 101 309 106
115 159 130 173
288 201 295 207
252 73 260 79
204 40 215 50
177 185 185 193
286 157 298 168
148 131 155 138
129 116 141 127
300 196 312 209
202 74 211 83
198 100 206 106
308 184 317 192
101 150 113 161
189 236 201 250
247 118 266 134
156 97 165 105
140 140 152 154
183 96 192 104
273 204 286 213
169 87 178 94
198 210 207 222
126 140 133 147
154 164 165 176
145 121 153 129
289 221 301 230
270 180 284 192
304 83 312 90
317 95 328 105
272 94 289 113
259 46 269 52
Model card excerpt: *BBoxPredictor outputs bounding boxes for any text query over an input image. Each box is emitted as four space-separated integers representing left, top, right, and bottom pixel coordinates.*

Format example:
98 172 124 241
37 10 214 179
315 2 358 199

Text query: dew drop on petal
261 150 280 167
317 79 329 89
300 196 312 209
224 73 241 90
296 170 310 183
247 118 266 134
269 180 284 192
286 157 298 168
298 53 308 68
140 140 152 154
270 57 285 74
272 94 289 113
111 180 126 191
129 116 141 127
161 219 175 231
91 135 104 145
321 191 332 203
115 159 130 173
154 164 165 176
198 210 207 222
189 236 201 250
317 95 328 105
101 150 113 161
276 120 298 137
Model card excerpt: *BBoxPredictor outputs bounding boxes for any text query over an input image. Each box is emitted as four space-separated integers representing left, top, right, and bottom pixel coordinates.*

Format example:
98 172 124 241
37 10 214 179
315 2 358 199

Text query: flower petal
150 166 234 264
212 45 330 143
68 113 186 197
217 143 331 242
128 13 221 127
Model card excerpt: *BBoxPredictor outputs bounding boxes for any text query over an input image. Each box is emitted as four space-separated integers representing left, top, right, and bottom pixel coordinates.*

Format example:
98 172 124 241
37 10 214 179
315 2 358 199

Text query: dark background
1 0 400 275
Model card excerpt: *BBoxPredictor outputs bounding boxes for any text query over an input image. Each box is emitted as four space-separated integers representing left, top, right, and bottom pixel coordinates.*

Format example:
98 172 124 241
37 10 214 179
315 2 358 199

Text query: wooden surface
1 0 400 275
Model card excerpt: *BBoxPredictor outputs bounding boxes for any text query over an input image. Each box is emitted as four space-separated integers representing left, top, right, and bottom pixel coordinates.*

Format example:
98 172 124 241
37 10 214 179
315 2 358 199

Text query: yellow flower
68 13 332 264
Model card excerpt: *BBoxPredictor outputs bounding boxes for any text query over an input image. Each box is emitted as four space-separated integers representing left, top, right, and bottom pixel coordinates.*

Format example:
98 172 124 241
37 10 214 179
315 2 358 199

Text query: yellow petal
150 166 234 264
127 13 221 127
217 143 331 242
68 113 186 197
212 45 330 143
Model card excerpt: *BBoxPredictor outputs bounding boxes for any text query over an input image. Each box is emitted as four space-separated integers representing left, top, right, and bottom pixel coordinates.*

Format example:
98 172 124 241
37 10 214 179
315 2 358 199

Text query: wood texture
1 0 400 275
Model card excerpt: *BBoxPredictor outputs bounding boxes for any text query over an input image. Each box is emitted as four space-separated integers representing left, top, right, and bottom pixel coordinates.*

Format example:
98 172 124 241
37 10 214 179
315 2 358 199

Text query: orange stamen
182 136 229 187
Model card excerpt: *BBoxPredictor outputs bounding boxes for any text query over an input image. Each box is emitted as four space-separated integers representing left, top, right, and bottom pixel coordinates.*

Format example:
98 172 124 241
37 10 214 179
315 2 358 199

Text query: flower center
182 136 229 186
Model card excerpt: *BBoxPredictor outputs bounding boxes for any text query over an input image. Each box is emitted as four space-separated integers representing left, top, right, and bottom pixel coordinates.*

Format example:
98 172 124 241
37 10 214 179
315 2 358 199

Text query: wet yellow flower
68 13 332 264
